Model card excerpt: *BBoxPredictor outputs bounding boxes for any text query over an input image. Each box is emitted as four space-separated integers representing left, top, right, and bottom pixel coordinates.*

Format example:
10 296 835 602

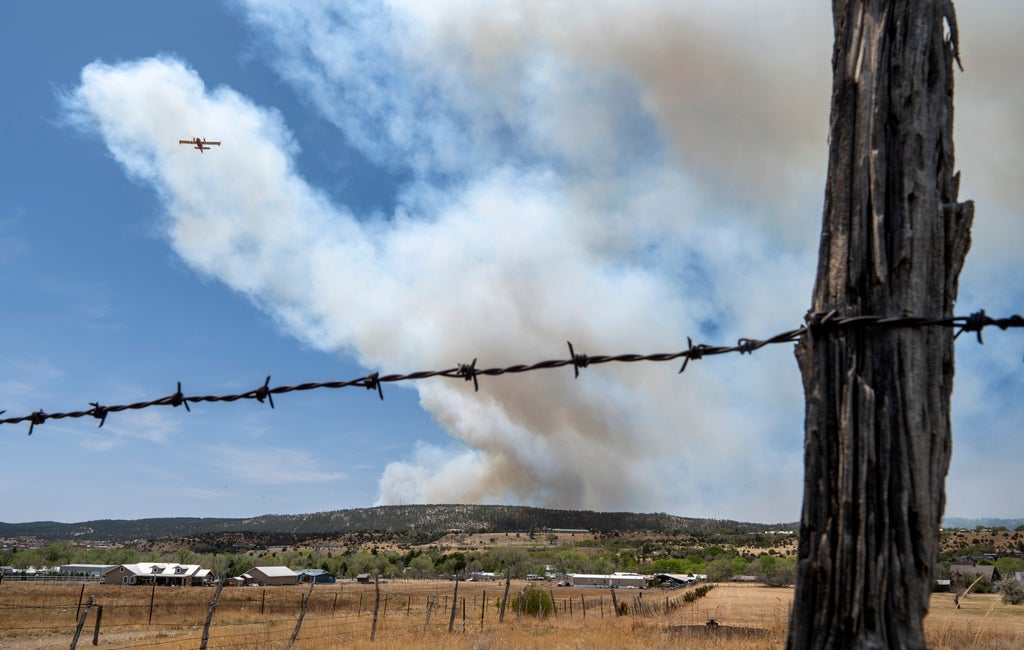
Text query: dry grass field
1 580 1022 649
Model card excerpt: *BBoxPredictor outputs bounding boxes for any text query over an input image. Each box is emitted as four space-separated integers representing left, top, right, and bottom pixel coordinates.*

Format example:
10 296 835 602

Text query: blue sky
1 1 1021 525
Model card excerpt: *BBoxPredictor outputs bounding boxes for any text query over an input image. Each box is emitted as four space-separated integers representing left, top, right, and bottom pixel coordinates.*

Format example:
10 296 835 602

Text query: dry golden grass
2 580 1022 649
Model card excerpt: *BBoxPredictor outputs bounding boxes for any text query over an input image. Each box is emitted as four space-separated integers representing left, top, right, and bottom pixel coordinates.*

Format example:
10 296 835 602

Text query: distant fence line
0 578 718 647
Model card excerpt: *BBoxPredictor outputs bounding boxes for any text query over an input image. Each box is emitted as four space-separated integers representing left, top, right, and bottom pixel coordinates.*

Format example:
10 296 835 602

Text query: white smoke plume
62 0 1024 520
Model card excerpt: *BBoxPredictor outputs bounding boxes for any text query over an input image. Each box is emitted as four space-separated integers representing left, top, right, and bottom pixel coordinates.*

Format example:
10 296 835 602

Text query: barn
247 566 299 586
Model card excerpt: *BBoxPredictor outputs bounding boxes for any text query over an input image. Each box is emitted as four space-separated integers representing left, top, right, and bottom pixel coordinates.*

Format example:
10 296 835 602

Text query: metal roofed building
59 564 117 579
297 569 336 584
247 566 299 586
568 572 651 589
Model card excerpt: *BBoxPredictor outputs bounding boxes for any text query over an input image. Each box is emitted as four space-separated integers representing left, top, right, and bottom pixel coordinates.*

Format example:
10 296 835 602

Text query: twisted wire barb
3 311 1020 435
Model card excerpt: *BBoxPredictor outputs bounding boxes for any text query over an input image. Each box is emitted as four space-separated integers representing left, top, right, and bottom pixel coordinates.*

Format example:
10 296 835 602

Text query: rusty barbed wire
1 310 1020 435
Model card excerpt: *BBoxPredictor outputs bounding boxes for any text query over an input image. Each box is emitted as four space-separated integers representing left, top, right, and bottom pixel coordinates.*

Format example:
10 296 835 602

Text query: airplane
179 137 221 152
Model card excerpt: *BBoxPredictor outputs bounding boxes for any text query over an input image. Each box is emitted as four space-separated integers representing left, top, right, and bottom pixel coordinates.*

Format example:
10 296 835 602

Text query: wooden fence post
499 571 511 623
423 594 437 635
199 574 225 650
69 594 94 650
481 590 486 631
788 2 973 648
370 573 381 642
288 580 315 648
610 588 619 617
147 583 155 625
75 584 85 622
91 604 103 646
447 579 459 633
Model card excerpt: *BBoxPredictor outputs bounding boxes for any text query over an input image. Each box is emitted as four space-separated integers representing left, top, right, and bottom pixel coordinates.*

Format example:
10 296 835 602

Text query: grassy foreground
1 580 1022 649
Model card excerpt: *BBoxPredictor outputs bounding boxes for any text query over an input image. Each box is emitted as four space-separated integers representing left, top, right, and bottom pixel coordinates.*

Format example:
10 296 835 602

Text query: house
356 573 372 584
103 563 212 586
297 569 336 584
247 566 298 586
950 565 1002 583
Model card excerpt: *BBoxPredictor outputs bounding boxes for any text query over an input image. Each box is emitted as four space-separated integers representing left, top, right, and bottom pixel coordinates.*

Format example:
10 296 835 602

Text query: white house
103 563 212 586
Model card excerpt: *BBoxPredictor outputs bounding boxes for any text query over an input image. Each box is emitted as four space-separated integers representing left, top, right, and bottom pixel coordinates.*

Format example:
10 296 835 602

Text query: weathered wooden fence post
91 604 103 646
288 580 315 648
147 583 155 625
610 588 619 617
199 574 225 650
788 2 972 648
499 571 511 623
69 594 93 650
422 594 437 635
369 573 381 642
75 584 85 622
447 579 459 633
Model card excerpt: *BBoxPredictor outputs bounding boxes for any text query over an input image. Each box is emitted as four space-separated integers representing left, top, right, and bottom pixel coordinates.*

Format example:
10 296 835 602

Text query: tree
999 579 1024 605
789 2 972 648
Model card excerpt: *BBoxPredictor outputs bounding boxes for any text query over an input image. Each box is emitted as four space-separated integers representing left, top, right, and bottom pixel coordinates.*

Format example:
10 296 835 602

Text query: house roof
106 562 206 578
296 569 329 576
252 566 298 578
951 565 999 580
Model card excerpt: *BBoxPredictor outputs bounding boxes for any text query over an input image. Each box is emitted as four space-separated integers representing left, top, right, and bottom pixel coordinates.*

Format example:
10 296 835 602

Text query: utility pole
788 2 973 648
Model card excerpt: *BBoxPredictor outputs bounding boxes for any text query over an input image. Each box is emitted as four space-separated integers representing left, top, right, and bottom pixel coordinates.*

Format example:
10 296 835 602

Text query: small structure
567 572 650 589
59 564 116 579
950 565 1002 583
654 573 697 588
356 573 372 584
297 569 336 584
103 563 211 586
247 566 298 586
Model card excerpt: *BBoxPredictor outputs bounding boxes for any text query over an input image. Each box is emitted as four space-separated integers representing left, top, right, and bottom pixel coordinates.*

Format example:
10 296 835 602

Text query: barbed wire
2 310 1020 436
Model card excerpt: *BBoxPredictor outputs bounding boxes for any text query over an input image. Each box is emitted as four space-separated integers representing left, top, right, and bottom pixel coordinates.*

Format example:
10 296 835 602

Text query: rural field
2 580 1022 649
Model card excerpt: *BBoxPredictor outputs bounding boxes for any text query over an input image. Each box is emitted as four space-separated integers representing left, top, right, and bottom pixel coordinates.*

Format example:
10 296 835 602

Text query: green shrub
510 586 554 617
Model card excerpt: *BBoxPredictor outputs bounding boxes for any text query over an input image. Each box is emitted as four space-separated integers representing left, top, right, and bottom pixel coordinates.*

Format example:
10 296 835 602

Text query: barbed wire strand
2 310 1020 435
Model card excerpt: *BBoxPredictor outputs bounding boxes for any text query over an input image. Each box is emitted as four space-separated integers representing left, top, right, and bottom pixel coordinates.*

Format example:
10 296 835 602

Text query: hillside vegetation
0 504 792 542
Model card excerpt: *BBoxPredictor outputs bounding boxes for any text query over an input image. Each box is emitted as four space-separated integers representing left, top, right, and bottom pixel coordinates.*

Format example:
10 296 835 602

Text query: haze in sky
1 1 1021 524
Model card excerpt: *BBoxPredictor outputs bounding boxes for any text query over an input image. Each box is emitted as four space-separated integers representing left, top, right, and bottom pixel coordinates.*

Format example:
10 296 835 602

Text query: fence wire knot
458 359 479 392
363 372 384 400
89 402 109 428
679 337 705 374
955 310 988 343
27 410 47 436
567 341 589 378
254 375 275 409
806 309 839 332
170 381 190 412
737 338 759 354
